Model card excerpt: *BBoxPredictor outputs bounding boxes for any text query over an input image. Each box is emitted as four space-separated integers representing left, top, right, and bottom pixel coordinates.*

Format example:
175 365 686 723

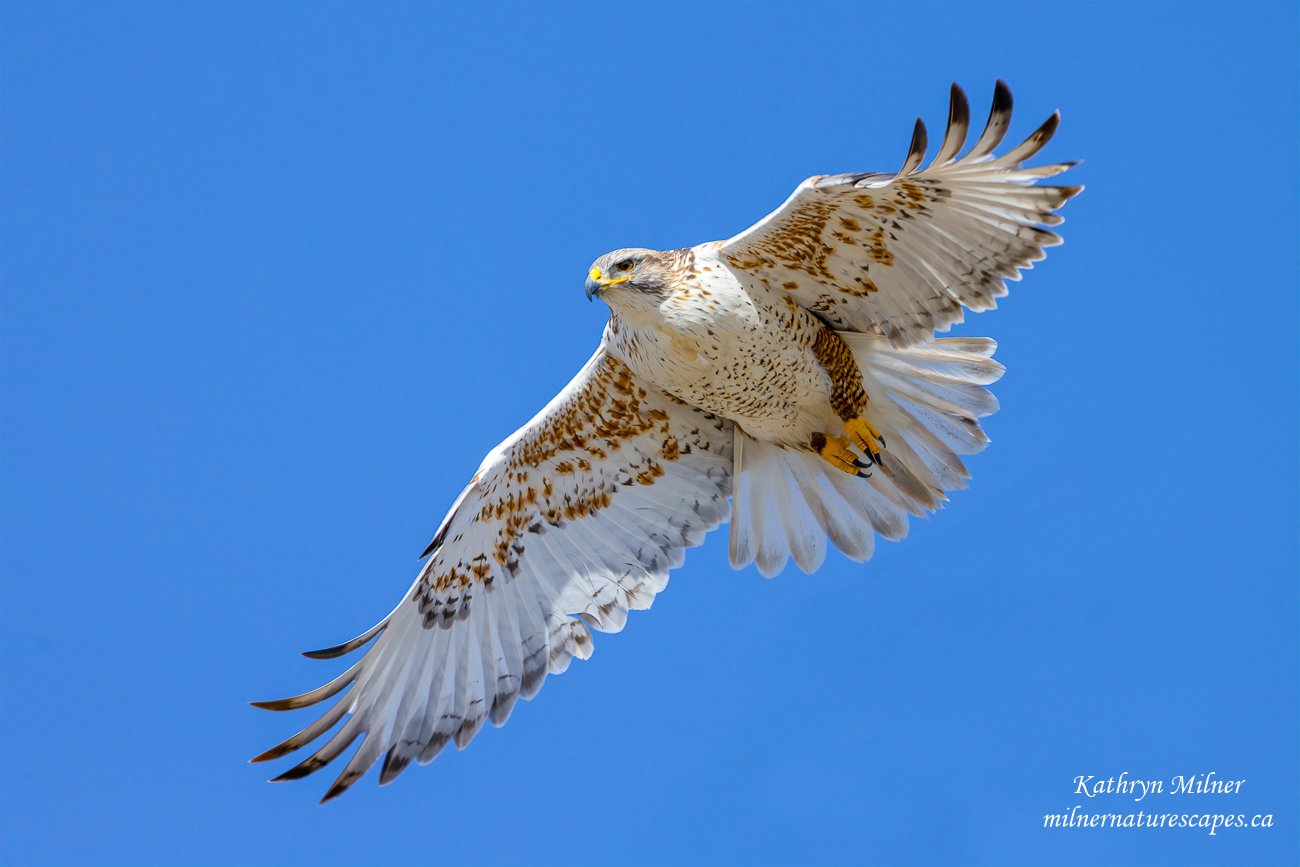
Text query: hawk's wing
718 81 1081 345
252 347 733 801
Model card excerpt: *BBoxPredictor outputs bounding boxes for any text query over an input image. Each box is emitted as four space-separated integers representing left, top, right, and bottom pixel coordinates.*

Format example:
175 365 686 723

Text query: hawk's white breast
605 246 837 446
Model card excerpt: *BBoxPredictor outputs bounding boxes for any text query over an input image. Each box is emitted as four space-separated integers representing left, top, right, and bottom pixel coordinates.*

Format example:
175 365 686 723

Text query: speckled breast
608 283 836 444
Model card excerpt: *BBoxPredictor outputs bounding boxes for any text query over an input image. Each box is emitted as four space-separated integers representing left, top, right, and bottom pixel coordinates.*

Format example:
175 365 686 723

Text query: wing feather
898 117 928 176
966 79 1014 161
929 82 971 168
718 81 1081 345
252 347 733 800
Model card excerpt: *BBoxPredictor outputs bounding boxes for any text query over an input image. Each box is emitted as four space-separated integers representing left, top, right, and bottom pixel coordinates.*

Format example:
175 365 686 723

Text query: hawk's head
585 248 673 307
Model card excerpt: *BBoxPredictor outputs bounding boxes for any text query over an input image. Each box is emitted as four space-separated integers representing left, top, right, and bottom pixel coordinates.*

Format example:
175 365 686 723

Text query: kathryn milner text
1074 772 1244 803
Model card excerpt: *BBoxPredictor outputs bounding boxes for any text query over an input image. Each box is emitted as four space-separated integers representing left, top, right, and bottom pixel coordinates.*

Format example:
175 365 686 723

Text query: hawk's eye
616 259 634 271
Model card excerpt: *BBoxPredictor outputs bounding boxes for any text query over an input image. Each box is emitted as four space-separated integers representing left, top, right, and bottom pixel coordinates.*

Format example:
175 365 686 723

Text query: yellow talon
845 417 885 457
818 434 862 476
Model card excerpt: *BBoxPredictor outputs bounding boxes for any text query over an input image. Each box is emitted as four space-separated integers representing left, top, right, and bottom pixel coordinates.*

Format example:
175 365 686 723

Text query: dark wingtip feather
319 770 363 804
301 647 346 660
1000 110 1062 165
270 761 321 783
968 80 1015 160
1035 109 1061 143
250 657 363 712
993 79 1013 111
930 83 971 168
302 620 386 659
899 117 928 176
949 82 970 127
250 743 293 764
250 698 295 711
269 739 349 784
250 698 349 765
378 747 411 786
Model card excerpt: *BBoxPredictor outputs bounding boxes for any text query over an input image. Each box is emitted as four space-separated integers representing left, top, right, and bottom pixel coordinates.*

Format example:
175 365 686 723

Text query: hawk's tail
728 335 1005 577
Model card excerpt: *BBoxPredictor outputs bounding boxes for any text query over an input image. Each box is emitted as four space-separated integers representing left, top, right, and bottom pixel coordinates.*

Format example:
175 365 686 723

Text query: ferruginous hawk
253 81 1080 801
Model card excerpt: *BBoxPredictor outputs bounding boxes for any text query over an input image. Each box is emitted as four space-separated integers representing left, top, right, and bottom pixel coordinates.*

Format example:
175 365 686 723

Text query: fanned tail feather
730 335 1004 575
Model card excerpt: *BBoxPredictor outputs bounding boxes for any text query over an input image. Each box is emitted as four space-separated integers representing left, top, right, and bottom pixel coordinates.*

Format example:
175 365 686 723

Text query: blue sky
2 2 1296 865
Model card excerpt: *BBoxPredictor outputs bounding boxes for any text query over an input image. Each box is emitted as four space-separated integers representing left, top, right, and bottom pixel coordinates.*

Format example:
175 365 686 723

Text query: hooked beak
585 266 629 302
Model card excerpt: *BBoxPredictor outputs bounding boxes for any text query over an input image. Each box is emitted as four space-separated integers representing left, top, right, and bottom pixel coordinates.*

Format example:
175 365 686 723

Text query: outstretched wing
252 347 733 801
719 81 1082 345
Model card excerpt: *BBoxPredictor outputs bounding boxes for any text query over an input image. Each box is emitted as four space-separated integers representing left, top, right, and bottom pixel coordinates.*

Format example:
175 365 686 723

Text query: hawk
253 81 1080 801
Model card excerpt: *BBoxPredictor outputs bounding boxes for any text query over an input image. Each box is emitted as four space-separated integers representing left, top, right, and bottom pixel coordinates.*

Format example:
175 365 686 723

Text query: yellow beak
585 266 630 300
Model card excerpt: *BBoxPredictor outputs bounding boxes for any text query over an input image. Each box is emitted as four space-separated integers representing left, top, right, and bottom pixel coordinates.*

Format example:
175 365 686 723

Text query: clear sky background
2 3 1297 866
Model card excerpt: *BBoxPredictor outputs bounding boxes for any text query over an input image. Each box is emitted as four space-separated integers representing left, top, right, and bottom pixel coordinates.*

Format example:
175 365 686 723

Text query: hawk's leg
811 326 886 471
845 417 886 468
811 432 873 478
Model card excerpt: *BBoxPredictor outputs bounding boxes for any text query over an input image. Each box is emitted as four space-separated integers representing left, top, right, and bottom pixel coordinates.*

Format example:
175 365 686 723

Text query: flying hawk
253 81 1080 801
